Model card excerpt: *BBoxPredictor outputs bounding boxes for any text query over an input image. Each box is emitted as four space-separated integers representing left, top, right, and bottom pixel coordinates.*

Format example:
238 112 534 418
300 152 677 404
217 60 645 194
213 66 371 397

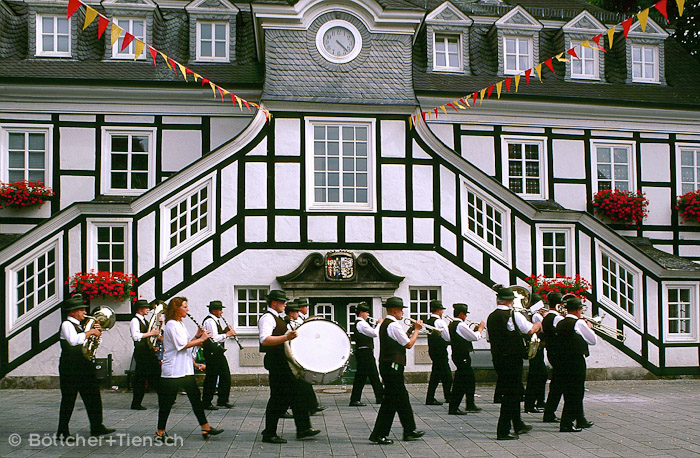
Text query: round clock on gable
316 19 362 64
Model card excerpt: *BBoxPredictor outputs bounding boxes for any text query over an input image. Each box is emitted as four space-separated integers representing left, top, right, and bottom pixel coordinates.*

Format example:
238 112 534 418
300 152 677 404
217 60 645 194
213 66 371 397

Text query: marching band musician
284 300 322 416
524 294 547 414
542 292 564 423
369 296 425 445
56 294 115 439
130 299 161 410
201 300 236 410
487 286 542 440
349 301 384 407
556 296 596 432
448 303 485 415
298 298 310 321
425 300 452 406
258 290 320 444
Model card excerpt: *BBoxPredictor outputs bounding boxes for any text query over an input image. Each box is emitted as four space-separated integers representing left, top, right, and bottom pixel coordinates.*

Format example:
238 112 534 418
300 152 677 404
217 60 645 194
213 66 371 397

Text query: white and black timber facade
1 0 700 385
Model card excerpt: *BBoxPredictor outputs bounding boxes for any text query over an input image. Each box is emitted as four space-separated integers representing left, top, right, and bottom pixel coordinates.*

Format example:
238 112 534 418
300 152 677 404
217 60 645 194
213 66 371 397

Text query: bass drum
284 317 351 385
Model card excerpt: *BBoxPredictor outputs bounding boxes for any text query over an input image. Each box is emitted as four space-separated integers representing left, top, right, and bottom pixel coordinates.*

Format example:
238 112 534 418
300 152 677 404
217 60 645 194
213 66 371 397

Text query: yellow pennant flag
455 101 466 109
408 116 413 130
514 74 521 92
534 63 543 82
110 24 123 47
637 8 649 32
236 94 242 110
555 52 569 63
479 88 486 105
222 89 230 96
607 27 615 49
580 40 593 49
83 7 98 30
209 82 217 97
133 40 145 60
496 81 503 98
677 0 685 16
193 73 200 82
178 63 187 81
159 52 171 69
440 105 447 116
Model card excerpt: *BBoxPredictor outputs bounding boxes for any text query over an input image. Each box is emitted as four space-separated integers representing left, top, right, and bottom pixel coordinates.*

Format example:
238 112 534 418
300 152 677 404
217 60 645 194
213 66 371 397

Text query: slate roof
627 238 700 272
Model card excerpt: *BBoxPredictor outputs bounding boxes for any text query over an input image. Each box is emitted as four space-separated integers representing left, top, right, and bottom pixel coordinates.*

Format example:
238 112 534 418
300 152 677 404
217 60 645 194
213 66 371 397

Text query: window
598 248 640 324
664 284 698 342
409 287 439 322
2 127 50 184
679 146 700 194
461 181 509 260
631 44 658 83
112 18 145 59
196 21 229 61
433 34 461 71
87 219 131 273
536 226 574 279
236 287 268 329
36 15 70 57
571 41 598 79
305 118 375 212
313 303 334 321
504 36 532 75
101 128 155 195
593 142 634 192
502 137 547 199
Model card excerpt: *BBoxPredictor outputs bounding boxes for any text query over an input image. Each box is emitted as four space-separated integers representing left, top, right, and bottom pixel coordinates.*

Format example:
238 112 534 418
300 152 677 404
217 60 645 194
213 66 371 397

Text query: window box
0 180 54 209
592 189 648 226
67 270 137 303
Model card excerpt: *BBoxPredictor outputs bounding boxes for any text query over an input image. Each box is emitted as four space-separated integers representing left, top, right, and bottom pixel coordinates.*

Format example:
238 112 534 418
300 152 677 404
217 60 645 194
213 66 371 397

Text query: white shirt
299 312 309 321
385 315 410 347
258 308 282 345
287 316 304 330
60 316 86 346
203 313 227 344
497 305 533 333
161 320 194 378
532 312 544 324
452 317 481 341
356 317 378 338
430 313 451 342
565 314 598 346
130 315 147 342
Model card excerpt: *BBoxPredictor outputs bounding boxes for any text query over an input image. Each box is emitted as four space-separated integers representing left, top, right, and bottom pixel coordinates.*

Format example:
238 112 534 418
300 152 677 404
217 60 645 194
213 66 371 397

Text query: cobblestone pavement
1 380 699 457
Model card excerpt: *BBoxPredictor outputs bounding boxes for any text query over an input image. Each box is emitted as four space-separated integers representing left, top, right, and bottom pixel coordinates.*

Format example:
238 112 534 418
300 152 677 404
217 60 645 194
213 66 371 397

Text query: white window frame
86 218 132 274
570 41 599 80
433 33 462 72
196 20 229 62
535 224 575 279
501 136 548 199
313 302 335 321
304 117 376 212
676 143 700 195
459 177 511 265
663 282 699 343
159 172 217 265
503 35 532 75
234 286 269 333
591 140 636 193
111 17 146 59
35 14 71 57
5 235 63 335
631 43 659 83
595 241 642 328
101 127 156 196
0 124 53 186
409 286 440 322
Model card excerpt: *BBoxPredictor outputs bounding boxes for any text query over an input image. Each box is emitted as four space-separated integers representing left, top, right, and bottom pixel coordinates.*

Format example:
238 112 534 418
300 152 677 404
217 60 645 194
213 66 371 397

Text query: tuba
510 285 541 360
146 300 166 349
82 306 116 360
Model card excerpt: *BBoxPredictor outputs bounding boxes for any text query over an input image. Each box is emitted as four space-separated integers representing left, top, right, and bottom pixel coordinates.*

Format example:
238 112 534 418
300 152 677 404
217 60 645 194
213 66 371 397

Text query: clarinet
186 313 226 355
220 315 244 350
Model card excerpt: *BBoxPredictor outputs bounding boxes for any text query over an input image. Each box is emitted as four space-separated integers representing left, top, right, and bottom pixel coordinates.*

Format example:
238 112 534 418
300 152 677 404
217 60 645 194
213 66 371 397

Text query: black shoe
369 435 393 445
262 435 287 444
90 426 116 437
466 404 482 412
514 424 532 435
217 403 234 409
131 405 147 410
312 406 327 413
577 420 594 429
543 415 560 423
296 429 321 440
560 425 582 432
349 401 366 407
535 402 546 409
201 427 224 440
448 409 467 415
56 431 73 441
281 410 294 419
402 430 425 441
497 433 519 440
425 399 443 406
203 404 219 410
154 431 169 444
524 407 543 413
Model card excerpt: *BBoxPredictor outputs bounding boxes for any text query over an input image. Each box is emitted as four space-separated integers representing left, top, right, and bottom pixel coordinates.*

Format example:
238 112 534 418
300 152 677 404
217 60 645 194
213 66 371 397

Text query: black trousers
350 348 384 403
492 354 525 437
524 348 547 409
157 375 208 430
57 366 103 434
202 351 231 406
544 352 563 418
371 362 416 438
426 351 452 402
262 353 311 437
560 357 587 427
131 349 161 408
449 354 476 411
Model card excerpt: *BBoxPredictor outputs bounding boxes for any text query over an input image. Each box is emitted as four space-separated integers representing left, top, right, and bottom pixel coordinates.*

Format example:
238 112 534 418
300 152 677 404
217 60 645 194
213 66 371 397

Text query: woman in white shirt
156 296 224 441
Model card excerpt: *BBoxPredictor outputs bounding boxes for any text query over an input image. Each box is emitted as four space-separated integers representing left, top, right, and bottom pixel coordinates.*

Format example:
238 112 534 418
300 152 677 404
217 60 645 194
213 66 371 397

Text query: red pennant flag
120 32 135 51
543 58 556 75
592 34 607 52
422 112 427 123
524 69 532 86
148 46 157 66
472 92 478 106
230 93 236 106
654 0 669 22
459 98 468 107
433 107 438 118
243 99 251 112
168 58 178 74
487 85 494 99
217 86 224 101
567 48 579 59
621 17 634 38
67 0 81 19
505 78 512 91
186 68 194 75
201 77 210 85
97 16 109 39
447 103 458 111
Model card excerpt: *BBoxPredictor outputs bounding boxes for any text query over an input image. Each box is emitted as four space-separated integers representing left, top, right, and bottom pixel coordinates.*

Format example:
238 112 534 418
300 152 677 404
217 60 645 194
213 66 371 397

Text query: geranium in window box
525 273 592 299
591 189 648 226
67 271 138 302
676 190 700 224
0 180 54 209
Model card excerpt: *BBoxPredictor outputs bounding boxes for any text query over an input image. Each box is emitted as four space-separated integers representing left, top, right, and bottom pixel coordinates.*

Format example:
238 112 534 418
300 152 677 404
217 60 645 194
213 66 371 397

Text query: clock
316 20 362 64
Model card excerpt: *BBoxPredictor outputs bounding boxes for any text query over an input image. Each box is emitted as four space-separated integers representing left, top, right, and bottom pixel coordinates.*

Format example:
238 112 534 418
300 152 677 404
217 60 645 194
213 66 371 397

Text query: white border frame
5 233 63 336
590 139 637 193
675 143 700 196
570 40 600 81
501 135 548 200
100 126 157 196
35 14 71 57
0 124 54 186
594 240 642 329
315 19 363 64
304 116 377 213
86 218 133 274
630 43 660 83
502 35 533 75
195 20 230 62
535 224 576 279
432 32 462 73
662 281 699 343
233 285 270 334
110 17 147 59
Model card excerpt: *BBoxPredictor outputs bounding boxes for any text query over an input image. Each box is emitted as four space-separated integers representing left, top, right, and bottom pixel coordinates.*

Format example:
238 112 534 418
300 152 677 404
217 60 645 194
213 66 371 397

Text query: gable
628 17 668 38
426 1 473 26
102 0 157 8
186 0 238 13
495 5 542 31
563 10 605 34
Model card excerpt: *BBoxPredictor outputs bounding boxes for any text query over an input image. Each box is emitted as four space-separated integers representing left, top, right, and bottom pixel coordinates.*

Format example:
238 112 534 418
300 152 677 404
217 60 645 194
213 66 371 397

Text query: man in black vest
542 292 564 422
349 301 384 406
283 300 321 416
425 300 452 406
57 295 115 439
369 296 425 445
258 290 319 444
557 296 597 432
448 303 485 415
202 300 236 410
524 294 548 413
487 286 542 440
129 299 161 410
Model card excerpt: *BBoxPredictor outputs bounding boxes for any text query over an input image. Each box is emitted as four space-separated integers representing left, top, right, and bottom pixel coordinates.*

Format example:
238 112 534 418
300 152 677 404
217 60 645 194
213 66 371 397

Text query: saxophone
82 306 116 360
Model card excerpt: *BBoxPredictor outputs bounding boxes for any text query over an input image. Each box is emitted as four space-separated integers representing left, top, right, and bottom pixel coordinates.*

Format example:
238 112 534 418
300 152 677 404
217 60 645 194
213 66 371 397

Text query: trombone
404 317 441 335
583 314 626 341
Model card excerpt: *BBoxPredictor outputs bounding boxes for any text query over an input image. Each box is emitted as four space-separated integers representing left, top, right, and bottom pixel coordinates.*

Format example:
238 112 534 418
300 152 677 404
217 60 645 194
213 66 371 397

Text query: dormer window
425 1 471 75
36 15 70 57
503 36 531 74
196 21 229 61
494 6 542 77
562 11 606 82
626 17 667 85
434 34 461 71
571 42 599 79
112 18 146 59
631 44 658 83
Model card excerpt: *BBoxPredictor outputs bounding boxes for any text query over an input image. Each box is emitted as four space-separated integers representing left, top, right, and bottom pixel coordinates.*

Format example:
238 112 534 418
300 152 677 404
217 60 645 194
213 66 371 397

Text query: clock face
316 20 362 63
323 26 356 58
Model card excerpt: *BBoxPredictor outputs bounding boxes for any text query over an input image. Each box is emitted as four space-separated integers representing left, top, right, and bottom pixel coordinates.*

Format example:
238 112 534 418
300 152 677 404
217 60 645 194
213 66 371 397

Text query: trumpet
220 315 244 349
403 317 441 335
366 316 380 327
583 314 626 341
444 315 482 332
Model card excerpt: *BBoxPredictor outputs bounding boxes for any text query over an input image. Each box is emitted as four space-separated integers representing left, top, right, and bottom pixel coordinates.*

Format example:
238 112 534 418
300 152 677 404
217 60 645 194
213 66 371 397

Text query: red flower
526 274 592 299
0 180 54 209
677 190 700 224
67 270 138 302
591 189 648 226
